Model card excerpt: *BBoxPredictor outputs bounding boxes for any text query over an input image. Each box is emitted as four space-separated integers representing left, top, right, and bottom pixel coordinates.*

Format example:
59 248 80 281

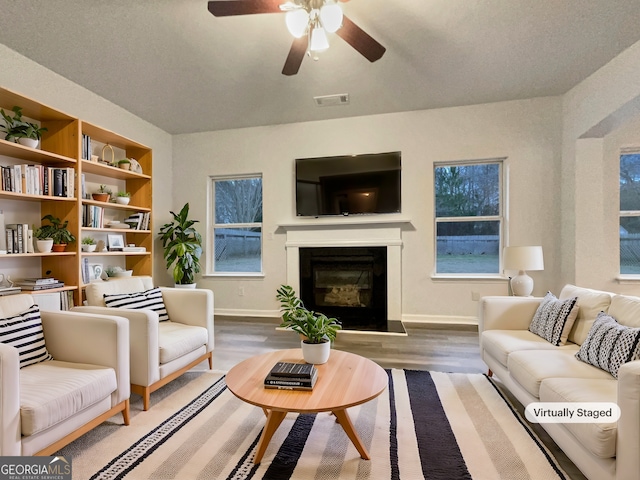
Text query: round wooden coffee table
225 348 388 464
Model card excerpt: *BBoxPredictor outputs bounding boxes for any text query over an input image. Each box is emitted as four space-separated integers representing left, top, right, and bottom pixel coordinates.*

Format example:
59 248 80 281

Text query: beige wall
0 44 173 282
173 97 563 320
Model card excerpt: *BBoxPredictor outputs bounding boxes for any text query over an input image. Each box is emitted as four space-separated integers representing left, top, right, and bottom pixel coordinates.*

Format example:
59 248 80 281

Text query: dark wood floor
209 316 586 480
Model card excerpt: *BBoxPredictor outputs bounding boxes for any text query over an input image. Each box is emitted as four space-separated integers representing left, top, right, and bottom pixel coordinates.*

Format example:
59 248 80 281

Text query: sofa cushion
104 287 169 322
482 330 571 368
0 304 53 368
575 312 640 378
559 284 613 345
158 321 208 364
539 377 617 459
607 294 640 328
508 348 611 398
528 292 579 346
20 360 117 436
84 276 155 307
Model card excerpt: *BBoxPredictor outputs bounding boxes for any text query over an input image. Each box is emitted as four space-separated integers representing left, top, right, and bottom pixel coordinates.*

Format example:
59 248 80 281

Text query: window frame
433 158 506 278
619 148 640 278
206 173 264 277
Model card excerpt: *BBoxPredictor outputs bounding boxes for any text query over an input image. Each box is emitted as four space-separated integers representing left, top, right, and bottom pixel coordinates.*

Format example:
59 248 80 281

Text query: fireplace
299 247 388 331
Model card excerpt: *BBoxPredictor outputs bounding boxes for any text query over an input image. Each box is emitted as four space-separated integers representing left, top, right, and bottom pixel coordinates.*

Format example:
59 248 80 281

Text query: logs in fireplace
299 247 388 331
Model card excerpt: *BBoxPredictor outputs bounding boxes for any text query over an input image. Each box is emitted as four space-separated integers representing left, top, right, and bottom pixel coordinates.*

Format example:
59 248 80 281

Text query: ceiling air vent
313 93 350 107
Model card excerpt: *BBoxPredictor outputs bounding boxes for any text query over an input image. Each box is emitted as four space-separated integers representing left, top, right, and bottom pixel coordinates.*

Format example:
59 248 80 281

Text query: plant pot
92 193 110 202
52 243 67 252
81 244 97 252
36 239 54 253
114 270 133 277
174 283 196 289
118 163 130 170
115 196 130 205
301 340 331 365
17 137 39 149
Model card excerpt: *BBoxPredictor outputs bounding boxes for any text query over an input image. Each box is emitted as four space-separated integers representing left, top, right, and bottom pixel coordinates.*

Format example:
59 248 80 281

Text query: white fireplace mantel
282 219 406 321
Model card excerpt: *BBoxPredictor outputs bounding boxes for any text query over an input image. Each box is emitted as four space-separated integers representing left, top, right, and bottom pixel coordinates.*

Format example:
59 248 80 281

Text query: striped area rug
58 370 569 480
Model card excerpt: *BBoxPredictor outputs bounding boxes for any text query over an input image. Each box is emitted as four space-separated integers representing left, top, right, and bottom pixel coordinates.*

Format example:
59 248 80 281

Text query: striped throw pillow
103 287 170 322
0 304 53 368
528 292 579 346
575 312 640 378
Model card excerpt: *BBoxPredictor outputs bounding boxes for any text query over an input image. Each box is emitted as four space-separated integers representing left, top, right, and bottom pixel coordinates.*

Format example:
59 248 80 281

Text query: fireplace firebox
299 247 387 331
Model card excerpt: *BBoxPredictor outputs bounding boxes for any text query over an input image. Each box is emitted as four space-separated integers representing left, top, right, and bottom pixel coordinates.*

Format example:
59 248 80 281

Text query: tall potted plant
277 285 342 364
0 106 47 148
159 203 203 287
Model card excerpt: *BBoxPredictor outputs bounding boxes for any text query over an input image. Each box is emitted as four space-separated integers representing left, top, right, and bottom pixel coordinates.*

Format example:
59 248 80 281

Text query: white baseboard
215 309 478 326
401 314 478 325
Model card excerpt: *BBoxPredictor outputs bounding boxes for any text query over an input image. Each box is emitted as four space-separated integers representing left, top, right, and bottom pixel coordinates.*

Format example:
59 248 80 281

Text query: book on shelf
19 277 59 285
4 223 28 254
82 257 90 285
16 281 65 291
0 286 21 296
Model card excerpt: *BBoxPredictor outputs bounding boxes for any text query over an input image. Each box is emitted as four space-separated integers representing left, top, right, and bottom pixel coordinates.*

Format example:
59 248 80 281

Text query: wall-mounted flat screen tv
295 151 401 216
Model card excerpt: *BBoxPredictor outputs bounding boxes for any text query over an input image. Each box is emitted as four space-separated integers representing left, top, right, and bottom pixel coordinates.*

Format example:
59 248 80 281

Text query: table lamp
503 246 544 296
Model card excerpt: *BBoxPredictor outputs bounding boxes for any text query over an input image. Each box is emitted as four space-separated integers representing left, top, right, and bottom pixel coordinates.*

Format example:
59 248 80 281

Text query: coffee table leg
254 410 287 464
332 409 370 460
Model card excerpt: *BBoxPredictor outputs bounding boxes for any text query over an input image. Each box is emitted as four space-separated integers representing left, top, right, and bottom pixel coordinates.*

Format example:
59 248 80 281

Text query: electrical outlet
238 286 245 296
471 291 480 301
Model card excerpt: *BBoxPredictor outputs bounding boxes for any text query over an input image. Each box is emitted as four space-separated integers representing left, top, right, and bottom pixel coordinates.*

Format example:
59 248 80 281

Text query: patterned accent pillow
529 292 579 346
104 287 170 322
0 304 54 368
575 312 640 378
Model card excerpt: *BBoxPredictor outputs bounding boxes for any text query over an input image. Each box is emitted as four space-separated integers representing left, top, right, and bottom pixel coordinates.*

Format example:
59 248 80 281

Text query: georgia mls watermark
0 456 71 480
525 402 621 423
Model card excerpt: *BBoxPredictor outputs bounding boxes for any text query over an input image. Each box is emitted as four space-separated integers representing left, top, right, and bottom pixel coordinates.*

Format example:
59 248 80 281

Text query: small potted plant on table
276 285 342 364
0 106 48 148
39 215 76 252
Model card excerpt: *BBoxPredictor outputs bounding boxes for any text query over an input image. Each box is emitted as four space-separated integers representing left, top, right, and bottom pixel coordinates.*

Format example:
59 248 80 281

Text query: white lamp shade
310 26 329 52
286 9 309 38
320 3 343 33
503 246 544 271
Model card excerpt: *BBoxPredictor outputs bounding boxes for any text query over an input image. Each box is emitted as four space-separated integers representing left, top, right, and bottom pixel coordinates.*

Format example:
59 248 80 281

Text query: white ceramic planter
301 340 331 364
81 244 97 252
17 137 39 149
174 283 196 289
115 196 130 205
36 239 54 253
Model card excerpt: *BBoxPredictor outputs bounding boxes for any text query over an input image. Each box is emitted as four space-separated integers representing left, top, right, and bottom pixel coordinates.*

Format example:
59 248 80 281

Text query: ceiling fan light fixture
309 26 329 52
286 9 309 38
319 3 343 33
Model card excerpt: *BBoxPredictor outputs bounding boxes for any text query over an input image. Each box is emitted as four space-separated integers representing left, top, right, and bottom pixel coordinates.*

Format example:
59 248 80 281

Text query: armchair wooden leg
208 351 213 370
487 369 493 377
131 384 152 411
122 399 131 425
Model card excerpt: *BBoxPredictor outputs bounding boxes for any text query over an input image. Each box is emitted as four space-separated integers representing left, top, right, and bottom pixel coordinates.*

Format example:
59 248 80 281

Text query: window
620 150 640 274
209 175 263 274
434 160 503 274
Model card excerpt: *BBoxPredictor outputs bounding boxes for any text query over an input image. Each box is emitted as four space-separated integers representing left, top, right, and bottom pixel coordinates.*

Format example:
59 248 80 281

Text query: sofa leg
208 351 213 370
487 369 493 377
132 384 152 411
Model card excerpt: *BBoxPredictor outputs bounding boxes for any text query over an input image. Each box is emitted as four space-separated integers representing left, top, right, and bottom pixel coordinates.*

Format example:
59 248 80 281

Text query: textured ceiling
1 0 639 134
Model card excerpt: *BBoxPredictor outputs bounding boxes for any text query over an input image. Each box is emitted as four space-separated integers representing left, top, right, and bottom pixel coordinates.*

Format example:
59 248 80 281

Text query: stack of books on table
0 286 21 296
264 361 318 391
14 277 65 291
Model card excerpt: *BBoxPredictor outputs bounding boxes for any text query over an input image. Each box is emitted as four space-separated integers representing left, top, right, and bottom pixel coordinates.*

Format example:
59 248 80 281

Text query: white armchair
75 276 214 411
0 294 130 456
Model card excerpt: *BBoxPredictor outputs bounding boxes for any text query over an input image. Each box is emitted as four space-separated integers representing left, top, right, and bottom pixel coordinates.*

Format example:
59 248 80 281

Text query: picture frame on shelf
89 264 103 282
107 234 124 251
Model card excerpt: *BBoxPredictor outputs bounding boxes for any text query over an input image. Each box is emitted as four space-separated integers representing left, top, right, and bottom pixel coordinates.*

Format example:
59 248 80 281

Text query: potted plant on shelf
115 191 131 205
81 236 97 252
32 225 54 253
0 106 47 148
117 158 131 170
39 215 76 252
92 184 111 202
159 203 202 287
276 285 342 364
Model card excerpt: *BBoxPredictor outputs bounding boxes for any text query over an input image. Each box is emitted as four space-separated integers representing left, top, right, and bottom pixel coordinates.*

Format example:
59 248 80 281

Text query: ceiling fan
207 0 386 76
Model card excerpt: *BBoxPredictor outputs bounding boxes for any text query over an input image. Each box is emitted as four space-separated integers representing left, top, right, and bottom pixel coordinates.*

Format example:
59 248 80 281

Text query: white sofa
74 276 214 410
0 294 130 456
478 284 640 480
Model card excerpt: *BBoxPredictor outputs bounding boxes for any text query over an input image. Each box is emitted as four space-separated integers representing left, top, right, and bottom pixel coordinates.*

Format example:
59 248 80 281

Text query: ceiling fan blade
208 0 283 17
336 15 386 63
282 37 308 76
